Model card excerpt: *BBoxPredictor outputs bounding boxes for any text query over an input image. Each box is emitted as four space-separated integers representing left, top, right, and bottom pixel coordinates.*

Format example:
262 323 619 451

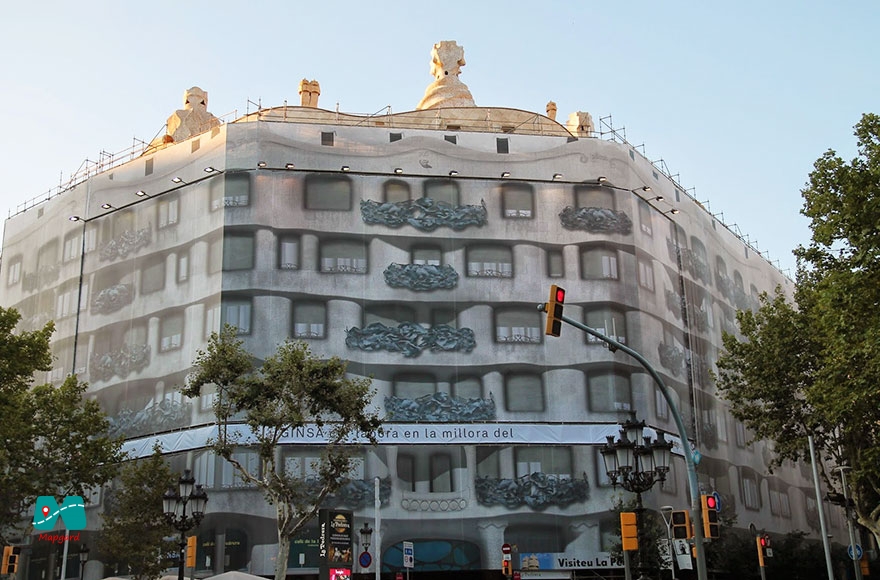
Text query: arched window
305 174 352 210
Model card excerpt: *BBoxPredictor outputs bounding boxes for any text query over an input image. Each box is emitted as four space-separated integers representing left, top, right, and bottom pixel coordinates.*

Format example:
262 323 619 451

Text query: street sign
359 551 372 568
848 545 863 560
503 554 512 562
403 541 414 568
502 543 512 555
712 491 722 511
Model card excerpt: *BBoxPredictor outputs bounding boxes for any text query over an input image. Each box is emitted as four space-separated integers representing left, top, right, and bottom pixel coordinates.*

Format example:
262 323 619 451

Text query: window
383 180 410 203
193 451 217 488
320 239 367 273
63 232 81 262
431 308 456 328
412 246 442 266
444 135 457 144
321 131 334 146
588 372 632 412
55 285 77 320
585 308 627 344
305 175 352 210
222 233 255 271
293 302 326 338
547 250 564 278
467 245 513 277
515 447 572 479
735 420 749 448
655 387 669 421
504 373 544 411
581 247 618 280
284 451 323 479
638 258 655 291
141 257 166 295
37 239 59 271
495 308 541 344
496 138 509 154
501 183 534 218
398 454 415 492
210 173 250 210
365 305 415 327
393 375 435 399
453 377 482 399
431 453 453 492
84 225 98 253
145 158 154 176
659 460 678 495
389 133 402 142
6 257 21 285
177 251 190 283
160 312 184 352
476 447 501 478
769 489 791 518
742 471 761 509
158 195 180 228
423 179 459 206
278 235 300 270
219 299 252 334
575 185 614 209
225 449 259 488
638 199 653 236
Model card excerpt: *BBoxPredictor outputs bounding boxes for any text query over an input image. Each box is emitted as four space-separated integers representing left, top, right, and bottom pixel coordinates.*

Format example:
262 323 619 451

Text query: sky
1 1 877 276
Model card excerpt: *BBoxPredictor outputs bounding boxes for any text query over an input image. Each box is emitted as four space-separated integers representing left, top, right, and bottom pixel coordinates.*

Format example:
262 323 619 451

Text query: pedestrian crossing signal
620 512 639 551
502 559 511 576
671 510 692 539
2 546 21 574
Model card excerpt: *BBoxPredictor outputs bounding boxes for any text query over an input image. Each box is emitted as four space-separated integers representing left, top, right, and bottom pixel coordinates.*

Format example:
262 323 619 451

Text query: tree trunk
275 531 291 580
274 502 291 580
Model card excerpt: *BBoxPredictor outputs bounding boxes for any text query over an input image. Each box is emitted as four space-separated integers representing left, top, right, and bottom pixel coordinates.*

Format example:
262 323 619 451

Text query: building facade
1 53 844 580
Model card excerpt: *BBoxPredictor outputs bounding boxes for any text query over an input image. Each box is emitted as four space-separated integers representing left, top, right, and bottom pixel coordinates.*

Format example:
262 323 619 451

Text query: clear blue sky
1 1 877 275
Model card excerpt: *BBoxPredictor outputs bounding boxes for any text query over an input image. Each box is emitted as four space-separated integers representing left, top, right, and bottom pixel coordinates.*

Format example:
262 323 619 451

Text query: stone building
1 41 837 580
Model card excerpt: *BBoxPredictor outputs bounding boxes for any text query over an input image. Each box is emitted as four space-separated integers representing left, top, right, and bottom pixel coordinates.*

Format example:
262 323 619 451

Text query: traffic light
501 559 512 576
671 510 692 539
701 494 720 539
2 546 21 575
620 512 638 551
544 285 566 337
757 534 771 566
186 535 197 568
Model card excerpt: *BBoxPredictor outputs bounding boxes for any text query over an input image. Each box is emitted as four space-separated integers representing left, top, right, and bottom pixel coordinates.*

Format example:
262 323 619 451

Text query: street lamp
359 522 373 553
601 418 673 580
163 470 208 580
78 544 90 579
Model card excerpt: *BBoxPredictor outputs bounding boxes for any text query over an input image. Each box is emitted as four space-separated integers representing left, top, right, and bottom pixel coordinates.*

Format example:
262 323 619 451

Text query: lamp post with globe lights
163 470 208 580
601 418 674 580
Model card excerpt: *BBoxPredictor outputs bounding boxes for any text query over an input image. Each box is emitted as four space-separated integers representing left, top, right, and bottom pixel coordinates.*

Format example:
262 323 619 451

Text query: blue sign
359 551 372 568
848 545 863 560
712 491 722 511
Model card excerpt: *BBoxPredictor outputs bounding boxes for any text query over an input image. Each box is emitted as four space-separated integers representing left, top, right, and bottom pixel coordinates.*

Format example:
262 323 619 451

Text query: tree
716 113 880 545
0 306 124 544
180 326 383 580
99 447 177 580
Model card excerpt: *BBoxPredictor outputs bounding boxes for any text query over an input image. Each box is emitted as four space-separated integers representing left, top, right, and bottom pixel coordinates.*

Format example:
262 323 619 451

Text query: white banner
122 422 690 459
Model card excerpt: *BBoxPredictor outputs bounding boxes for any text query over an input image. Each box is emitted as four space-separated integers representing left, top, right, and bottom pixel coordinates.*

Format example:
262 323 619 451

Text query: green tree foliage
180 326 383 580
0 306 124 544
99 447 177 580
716 113 880 545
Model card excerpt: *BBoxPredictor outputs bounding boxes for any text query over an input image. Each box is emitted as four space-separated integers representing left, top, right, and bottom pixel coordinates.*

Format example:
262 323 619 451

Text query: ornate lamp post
359 522 373 553
78 544 90 579
163 470 208 580
601 418 673 580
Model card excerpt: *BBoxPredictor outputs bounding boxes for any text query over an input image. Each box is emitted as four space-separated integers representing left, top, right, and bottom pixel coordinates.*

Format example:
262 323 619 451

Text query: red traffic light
705 495 718 510
555 287 565 303
760 535 770 547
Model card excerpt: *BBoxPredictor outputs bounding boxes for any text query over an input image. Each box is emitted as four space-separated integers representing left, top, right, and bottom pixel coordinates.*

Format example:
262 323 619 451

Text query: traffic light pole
539 305 709 580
